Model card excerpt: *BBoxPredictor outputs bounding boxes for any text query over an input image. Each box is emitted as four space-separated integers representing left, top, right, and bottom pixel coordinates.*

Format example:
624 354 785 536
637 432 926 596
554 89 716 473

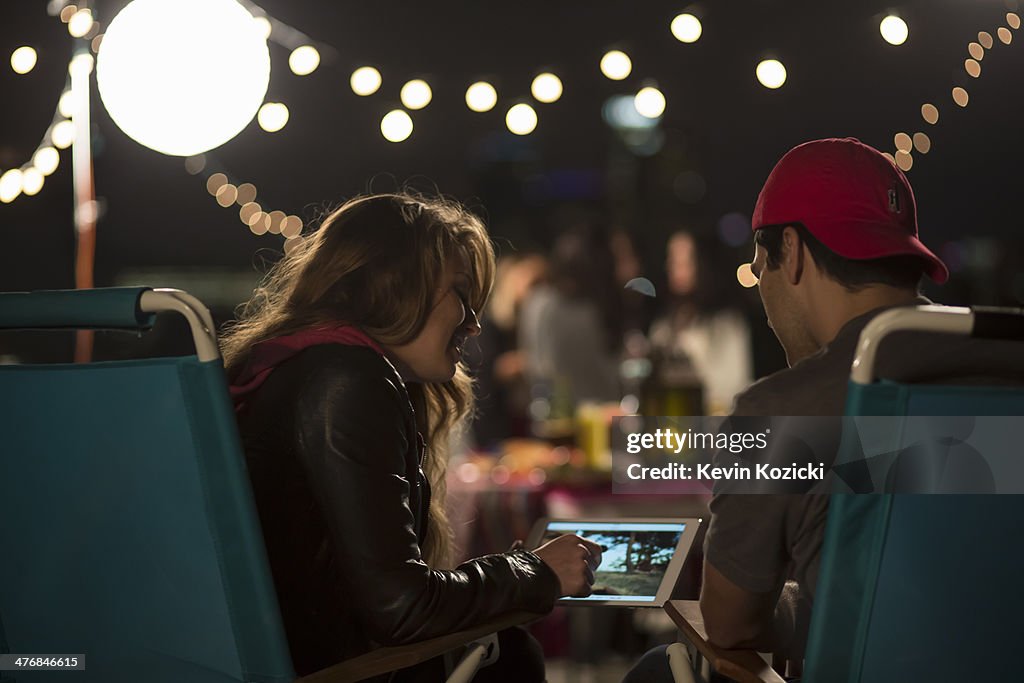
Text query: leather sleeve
292 352 559 645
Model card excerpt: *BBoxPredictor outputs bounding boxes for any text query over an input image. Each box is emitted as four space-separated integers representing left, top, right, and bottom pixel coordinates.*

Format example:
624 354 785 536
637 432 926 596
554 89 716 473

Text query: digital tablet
526 517 701 607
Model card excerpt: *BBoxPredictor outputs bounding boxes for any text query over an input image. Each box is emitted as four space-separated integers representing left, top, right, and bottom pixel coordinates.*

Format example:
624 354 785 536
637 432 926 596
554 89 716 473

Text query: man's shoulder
732 300 1024 417
732 349 851 416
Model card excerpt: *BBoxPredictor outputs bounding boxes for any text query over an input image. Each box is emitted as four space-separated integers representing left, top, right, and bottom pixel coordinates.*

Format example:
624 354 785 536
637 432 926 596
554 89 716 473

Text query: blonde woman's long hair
221 192 496 568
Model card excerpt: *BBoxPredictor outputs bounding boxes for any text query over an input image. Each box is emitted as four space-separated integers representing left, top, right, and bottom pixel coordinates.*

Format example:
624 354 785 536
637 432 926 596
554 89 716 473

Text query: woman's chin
420 358 458 384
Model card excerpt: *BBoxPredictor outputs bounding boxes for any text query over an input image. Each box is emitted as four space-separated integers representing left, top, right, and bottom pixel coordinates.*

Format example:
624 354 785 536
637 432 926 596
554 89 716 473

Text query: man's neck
812 285 921 347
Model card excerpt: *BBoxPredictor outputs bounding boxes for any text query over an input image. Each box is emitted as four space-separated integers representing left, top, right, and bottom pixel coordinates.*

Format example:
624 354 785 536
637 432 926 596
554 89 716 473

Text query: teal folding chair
805 305 1024 682
0 287 534 683
664 305 1024 682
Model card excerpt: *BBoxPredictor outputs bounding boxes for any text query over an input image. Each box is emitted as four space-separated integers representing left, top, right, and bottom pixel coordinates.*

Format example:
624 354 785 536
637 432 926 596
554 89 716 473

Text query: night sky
1 0 1022 361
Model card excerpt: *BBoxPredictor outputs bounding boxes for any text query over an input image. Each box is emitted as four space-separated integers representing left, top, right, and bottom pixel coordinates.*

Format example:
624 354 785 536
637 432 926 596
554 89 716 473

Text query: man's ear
781 225 804 285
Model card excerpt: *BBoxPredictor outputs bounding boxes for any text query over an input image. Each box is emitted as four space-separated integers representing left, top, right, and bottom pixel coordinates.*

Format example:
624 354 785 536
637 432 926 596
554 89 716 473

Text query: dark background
1 0 1022 367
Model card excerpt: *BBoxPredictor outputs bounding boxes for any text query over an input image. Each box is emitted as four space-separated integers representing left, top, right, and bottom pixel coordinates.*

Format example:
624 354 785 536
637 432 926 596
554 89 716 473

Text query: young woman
221 193 600 681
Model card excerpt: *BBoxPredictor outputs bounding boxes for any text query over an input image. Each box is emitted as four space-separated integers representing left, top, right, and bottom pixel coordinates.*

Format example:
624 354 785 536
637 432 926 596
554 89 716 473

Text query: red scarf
229 325 386 413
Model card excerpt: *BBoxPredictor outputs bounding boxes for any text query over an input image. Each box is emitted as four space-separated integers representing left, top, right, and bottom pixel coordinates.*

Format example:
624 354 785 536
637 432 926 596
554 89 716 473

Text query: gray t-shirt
519 286 621 405
706 300 1024 604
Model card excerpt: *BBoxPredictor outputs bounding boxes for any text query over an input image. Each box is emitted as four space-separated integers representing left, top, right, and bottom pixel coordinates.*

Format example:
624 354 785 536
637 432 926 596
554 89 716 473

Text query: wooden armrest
295 610 545 683
664 600 785 683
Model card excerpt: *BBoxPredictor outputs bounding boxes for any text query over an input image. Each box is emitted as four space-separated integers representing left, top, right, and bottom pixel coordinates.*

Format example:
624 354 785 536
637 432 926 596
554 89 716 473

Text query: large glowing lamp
96 0 270 156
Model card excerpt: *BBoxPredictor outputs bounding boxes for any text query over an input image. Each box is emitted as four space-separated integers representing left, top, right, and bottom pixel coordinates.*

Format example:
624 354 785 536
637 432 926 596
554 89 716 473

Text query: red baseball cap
751 137 948 283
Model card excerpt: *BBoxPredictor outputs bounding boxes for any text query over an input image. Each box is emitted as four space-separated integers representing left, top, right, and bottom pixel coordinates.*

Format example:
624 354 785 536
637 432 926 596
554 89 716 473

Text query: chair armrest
664 600 785 683
294 610 545 683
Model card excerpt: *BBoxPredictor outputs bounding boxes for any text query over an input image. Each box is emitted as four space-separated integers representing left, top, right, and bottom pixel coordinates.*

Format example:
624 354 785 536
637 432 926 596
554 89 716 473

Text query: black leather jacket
237 344 559 675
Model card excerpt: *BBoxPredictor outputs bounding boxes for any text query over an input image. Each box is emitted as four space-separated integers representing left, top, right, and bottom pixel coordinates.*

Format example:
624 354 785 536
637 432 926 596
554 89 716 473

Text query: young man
703 138 1024 658
625 137 1022 679
700 137 946 665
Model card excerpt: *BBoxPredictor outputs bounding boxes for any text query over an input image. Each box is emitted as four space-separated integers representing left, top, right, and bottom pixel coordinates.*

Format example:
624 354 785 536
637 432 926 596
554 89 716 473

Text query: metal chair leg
445 633 500 683
667 642 698 683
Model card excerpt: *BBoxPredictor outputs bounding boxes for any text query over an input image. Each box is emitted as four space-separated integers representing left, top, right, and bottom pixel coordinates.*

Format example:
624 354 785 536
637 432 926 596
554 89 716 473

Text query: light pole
69 48 97 362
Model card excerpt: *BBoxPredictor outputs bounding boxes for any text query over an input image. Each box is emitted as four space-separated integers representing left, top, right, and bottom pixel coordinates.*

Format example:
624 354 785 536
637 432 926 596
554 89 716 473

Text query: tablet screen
538 521 689 604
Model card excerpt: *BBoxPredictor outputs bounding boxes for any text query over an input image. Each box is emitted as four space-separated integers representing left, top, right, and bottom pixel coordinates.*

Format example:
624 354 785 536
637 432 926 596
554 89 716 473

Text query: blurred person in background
519 221 623 423
648 230 753 415
465 251 549 450
610 228 658 336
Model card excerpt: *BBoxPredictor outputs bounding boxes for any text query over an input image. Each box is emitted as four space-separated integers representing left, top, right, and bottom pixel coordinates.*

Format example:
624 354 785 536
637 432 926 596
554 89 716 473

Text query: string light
198 167 301 242
10 46 38 74
70 52 94 78
248 211 269 235
281 215 303 239
531 73 563 103
756 59 787 89
633 86 666 118
0 170 24 203
600 50 632 80
912 132 931 154
400 79 432 110
68 9 94 38
465 81 498 112
888 11 1013 174
33 147 60 176
267 210 286 234
737 263 758 288
264 214 280 235
206 173 228 195
670 14 702 43
350 66 382 96
380 109 413 142
236 182 257 204
22 168 44 196
289 45 320 76
51 120 75 149
266 213 282 236
216 183 238 207
1 7 104 205
879 16 909 46
184 154 206 175
253 16 272 40
506 103 538 135
239 202 261 224
58 90 75 118
257 102 289 132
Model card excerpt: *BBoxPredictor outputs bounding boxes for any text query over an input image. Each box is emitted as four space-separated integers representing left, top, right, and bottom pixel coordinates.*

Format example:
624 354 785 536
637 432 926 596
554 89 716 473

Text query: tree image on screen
547 529 681 597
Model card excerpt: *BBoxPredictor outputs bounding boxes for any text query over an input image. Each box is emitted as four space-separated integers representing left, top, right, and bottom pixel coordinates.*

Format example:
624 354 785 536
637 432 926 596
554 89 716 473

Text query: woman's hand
533 534 603 598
